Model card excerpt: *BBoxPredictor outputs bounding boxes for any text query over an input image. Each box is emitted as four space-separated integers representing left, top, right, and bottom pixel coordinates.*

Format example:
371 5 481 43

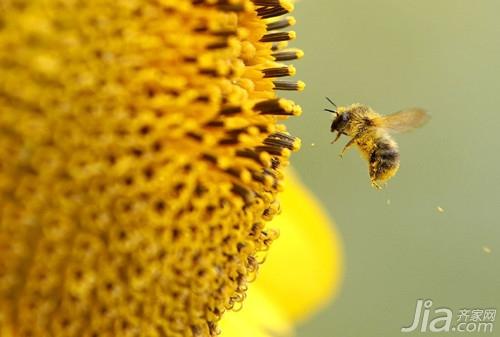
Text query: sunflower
0 0 340 336
220 172 342 337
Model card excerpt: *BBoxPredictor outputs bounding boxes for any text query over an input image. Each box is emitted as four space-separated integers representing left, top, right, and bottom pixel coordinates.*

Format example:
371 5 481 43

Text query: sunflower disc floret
0 0 303 336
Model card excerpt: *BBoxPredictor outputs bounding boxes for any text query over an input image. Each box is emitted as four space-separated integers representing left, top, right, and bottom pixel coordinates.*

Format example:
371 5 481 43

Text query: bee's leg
369 161 383 189
371 179 382 189
339 136 358 157
330 132 342 144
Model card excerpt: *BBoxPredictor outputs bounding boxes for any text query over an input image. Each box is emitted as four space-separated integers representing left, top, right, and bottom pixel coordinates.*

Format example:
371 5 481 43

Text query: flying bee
325 97 429 189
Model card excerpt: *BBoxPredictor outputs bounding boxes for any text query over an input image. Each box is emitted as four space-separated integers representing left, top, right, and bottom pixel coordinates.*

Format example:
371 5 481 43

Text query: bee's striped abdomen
369 137 400 183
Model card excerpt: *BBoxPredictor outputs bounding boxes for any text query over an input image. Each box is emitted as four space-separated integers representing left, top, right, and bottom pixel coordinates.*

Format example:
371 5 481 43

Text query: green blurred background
282 0 500 336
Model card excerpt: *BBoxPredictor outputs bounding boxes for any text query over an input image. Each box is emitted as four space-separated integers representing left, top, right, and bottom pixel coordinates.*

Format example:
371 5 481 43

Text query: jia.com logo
401 299 496 333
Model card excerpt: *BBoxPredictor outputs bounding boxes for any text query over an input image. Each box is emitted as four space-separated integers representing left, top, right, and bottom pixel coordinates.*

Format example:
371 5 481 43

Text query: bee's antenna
326 96 337 109
325 97 338 115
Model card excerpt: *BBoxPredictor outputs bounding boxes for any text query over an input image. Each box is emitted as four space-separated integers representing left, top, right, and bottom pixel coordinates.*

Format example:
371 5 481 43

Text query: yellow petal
220 287 292 337
220 170 343 337
257 170 343 322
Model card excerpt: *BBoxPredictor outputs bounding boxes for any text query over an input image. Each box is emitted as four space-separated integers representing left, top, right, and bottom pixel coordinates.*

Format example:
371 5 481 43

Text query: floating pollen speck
437 206 445 213
483 246 492 254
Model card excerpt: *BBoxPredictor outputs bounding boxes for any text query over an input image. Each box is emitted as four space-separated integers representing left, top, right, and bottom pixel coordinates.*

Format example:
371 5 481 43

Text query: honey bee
325 97 429 189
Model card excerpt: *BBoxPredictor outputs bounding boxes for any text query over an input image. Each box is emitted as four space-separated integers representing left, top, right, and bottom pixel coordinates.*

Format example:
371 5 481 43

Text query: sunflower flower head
0 0 305 336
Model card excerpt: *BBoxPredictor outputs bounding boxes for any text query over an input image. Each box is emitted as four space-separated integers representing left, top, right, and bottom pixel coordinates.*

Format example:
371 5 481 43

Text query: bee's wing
374 108 430 133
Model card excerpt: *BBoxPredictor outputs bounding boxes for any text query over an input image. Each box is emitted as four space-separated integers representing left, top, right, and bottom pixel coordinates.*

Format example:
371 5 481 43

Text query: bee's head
330 111 349 133
325 97 350 134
